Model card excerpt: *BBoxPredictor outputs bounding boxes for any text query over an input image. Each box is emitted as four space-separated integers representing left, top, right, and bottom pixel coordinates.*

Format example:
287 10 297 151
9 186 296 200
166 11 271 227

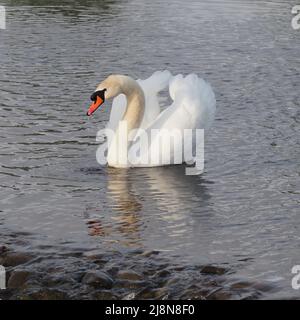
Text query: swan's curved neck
106 76 145 167
119 77 145 134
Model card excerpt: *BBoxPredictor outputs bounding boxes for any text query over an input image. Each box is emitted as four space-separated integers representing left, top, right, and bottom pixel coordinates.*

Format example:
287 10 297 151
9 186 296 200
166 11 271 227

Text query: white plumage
92 71 216 168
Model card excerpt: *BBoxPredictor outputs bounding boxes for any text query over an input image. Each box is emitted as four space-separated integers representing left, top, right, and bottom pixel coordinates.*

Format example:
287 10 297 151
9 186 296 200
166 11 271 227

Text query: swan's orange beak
87 96 104 116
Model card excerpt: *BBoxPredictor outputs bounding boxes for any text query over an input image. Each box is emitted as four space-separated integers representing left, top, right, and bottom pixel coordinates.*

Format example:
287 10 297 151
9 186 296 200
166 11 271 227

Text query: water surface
0 0 299 299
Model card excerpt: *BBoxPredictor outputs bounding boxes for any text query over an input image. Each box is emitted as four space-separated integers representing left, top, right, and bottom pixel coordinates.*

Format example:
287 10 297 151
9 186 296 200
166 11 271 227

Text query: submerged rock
19 289 69 300
81 271 114 289
0 252 33 267
8 270 30 288
115 279 149 290
83 250 106 262
200 265 227 276
136 287 169 300
230 281 253 290
141 250 160 257
117 270 143 281
0 246 8 255
207 289 232 300
93 290 118 300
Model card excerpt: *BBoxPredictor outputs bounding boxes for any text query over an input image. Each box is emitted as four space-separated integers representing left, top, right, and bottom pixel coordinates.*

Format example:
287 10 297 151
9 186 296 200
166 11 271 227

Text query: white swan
87 71 216 168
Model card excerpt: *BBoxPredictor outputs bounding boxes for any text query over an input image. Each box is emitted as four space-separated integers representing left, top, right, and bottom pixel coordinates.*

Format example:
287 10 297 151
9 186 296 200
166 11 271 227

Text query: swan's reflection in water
87 165 214 255
106 167 143 246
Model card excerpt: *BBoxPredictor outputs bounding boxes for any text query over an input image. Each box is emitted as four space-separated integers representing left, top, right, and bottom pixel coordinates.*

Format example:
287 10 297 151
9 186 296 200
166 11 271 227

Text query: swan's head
87 75 122 116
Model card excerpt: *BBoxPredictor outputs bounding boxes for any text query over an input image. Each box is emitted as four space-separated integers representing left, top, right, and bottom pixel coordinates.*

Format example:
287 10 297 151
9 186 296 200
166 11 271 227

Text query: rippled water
0 0 299 299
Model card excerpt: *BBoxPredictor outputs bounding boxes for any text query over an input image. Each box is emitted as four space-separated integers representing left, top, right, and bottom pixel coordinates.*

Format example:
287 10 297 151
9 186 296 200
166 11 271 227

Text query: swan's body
88 71 216 168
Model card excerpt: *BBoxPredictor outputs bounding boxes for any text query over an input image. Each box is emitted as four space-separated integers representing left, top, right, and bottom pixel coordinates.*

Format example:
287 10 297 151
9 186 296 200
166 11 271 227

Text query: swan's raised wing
129 74 216 166
106 70 172 131
168 73 216 130
138 70 172 129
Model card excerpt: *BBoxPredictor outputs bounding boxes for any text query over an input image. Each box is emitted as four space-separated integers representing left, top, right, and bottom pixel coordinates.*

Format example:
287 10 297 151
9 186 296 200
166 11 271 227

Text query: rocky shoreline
0 237 277 300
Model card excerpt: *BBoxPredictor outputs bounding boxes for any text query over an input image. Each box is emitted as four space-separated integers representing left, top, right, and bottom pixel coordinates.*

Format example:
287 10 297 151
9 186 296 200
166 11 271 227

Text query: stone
19 289 69 300
117 270 143 281
0 246 8 255
8 270 30 288
81 271 114 289
83 250 106 261
200 265 227 275
0 252 33 267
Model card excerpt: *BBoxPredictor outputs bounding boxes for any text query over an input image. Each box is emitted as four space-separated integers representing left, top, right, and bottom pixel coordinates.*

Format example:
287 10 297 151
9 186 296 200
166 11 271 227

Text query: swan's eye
91 89 106 102
99 89 107 100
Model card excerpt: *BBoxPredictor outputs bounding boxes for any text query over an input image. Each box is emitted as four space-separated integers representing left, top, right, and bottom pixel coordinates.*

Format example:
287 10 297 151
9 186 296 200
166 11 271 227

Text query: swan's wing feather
169 73 216 129
131 74 216 165
138 70 172 129
146 73 216 132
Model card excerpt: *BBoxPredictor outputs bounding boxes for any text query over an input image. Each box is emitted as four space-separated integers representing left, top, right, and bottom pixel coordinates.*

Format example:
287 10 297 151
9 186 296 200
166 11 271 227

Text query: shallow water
0 0 299 299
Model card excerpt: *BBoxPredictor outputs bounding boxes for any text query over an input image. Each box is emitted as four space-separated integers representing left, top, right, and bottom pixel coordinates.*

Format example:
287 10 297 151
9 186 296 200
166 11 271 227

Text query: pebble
19 289 69 300
0 246 8 254
137 287 168 299
115 279 149 290
83 250 106 261
117 270 143 281
0 252 33 267
8 270 30 288
81 271 114 289
200 265 227 275
141 250 159 257
230 281 252 290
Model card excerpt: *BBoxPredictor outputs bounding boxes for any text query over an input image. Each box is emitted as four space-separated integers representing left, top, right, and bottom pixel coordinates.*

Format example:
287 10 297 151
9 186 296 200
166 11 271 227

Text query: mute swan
87 71 216 168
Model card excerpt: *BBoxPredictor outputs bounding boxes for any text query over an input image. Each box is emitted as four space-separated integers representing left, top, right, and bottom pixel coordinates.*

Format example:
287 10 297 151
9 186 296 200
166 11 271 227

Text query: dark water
0 0 299 299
